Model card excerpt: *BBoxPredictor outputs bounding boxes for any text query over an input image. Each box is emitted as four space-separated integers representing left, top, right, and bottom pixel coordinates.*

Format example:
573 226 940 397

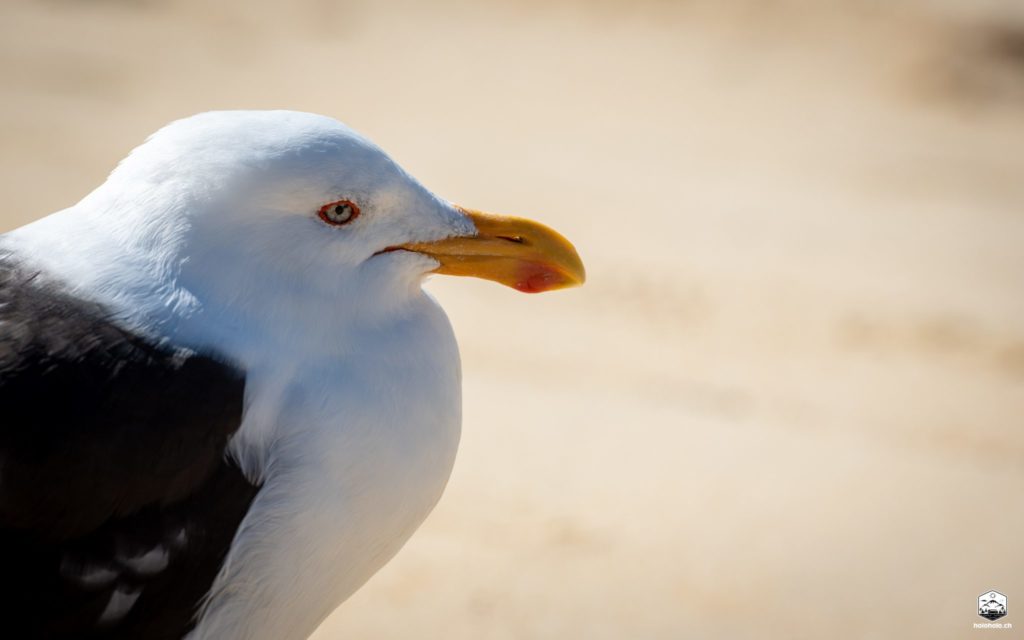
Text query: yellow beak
395 207 586 293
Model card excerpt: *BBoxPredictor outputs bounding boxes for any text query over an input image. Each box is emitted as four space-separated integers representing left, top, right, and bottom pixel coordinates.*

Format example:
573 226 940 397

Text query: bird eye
318 199 360 226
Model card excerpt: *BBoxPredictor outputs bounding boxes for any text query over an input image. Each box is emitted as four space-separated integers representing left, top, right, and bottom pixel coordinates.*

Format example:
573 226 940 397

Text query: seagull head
73 110 583 328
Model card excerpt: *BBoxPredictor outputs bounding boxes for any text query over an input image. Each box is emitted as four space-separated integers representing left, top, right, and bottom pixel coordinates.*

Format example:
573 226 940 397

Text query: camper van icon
979 591 1007 621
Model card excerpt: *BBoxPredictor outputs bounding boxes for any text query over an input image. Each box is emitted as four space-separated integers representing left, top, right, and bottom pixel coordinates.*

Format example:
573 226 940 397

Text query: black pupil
333 205 350 220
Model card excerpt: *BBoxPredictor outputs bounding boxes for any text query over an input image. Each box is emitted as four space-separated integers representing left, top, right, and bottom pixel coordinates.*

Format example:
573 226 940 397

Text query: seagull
0 110 584 640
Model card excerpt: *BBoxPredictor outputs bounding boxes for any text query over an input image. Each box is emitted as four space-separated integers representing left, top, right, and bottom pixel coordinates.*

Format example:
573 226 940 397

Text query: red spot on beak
514 264 564 293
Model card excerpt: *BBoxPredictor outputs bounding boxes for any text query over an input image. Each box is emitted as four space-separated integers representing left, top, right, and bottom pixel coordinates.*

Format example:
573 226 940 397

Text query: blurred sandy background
2 0 1023 638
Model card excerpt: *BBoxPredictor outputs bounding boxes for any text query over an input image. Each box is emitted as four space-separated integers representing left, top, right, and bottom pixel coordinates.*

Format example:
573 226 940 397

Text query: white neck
193 291 462 640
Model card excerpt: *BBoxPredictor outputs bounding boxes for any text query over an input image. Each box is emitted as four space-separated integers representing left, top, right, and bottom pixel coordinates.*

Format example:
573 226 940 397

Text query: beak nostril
497 235 526 245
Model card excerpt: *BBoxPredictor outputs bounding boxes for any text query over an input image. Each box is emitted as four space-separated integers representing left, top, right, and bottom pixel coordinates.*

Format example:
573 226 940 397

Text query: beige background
2 1 1023 638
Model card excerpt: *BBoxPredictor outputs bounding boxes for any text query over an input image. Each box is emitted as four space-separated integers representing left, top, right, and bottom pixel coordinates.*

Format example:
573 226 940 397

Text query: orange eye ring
318 199 360 226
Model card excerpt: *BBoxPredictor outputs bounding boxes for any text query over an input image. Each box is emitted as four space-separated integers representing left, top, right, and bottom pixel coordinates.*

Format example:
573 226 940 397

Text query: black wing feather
0 256 259 639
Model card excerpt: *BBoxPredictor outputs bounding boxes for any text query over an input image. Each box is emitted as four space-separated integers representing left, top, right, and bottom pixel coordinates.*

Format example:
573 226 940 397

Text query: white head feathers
7 110 475 349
